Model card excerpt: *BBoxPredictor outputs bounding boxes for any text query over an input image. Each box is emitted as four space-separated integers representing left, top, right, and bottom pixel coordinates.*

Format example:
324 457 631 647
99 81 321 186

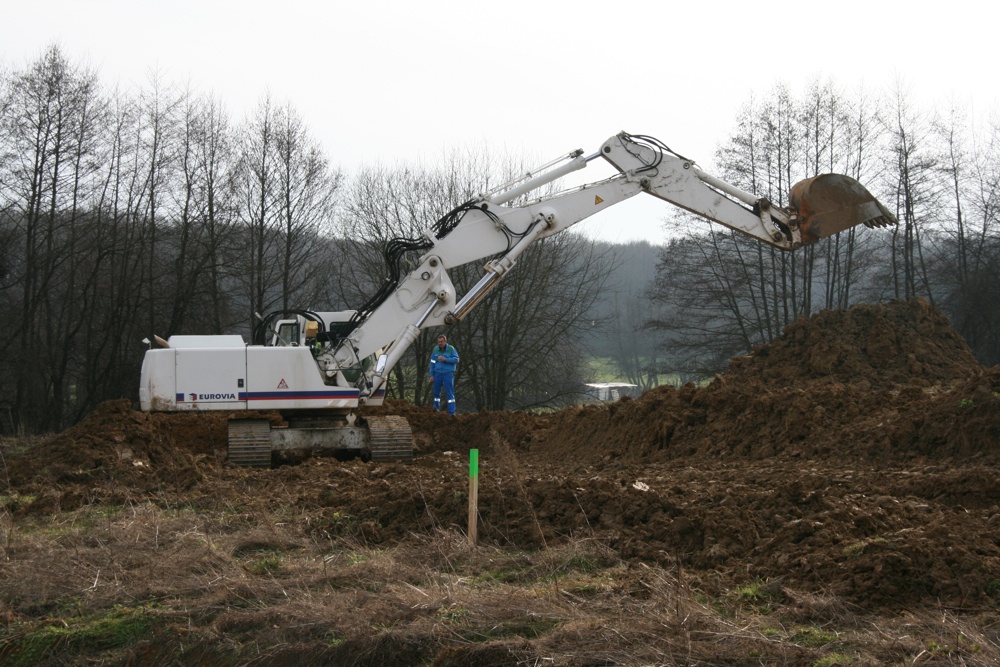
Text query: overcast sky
3 1 996 244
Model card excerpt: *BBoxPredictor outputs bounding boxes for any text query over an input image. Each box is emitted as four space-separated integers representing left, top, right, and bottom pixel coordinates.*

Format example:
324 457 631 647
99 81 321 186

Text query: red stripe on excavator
244 391 359 401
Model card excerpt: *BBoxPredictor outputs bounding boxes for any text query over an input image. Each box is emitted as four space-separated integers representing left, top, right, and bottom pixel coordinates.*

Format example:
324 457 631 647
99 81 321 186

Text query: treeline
0 46 343 432
0 46 610 433
1 46 996 434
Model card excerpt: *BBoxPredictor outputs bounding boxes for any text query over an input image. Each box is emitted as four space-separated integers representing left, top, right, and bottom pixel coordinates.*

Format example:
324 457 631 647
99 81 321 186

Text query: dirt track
2 298 999 665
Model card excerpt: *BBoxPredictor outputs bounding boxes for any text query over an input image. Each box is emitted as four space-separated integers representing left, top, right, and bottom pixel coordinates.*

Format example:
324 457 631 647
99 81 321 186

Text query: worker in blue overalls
428 334 459 414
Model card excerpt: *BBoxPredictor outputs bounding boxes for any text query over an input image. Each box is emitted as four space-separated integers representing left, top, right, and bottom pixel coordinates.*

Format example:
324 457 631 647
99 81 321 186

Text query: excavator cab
790 174 897 244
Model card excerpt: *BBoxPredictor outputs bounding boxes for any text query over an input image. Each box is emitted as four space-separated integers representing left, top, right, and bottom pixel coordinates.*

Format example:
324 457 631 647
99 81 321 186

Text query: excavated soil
3 298 1000 664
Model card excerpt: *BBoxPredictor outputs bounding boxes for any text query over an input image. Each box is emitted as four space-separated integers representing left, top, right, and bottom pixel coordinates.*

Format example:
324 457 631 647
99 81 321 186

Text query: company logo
189 393 237 401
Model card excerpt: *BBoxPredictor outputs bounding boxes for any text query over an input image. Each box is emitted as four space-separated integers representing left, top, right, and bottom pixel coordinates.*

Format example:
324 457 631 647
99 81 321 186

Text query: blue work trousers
432 374 456 414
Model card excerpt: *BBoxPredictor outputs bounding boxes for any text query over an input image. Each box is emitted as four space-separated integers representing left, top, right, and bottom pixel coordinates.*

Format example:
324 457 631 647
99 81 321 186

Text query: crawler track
227 419 272 468
365 415 414 462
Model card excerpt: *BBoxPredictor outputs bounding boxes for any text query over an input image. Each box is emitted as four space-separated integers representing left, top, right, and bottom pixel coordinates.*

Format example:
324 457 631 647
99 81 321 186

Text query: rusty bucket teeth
789 174 897 243
864 215 895 229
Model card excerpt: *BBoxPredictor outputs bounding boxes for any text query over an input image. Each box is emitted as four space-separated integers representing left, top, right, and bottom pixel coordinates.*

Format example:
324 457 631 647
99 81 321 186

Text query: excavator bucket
789 174 896 244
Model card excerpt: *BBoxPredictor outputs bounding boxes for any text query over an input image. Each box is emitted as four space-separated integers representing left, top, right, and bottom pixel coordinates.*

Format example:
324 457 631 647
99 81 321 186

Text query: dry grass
2 428 999 665
2 496 998 665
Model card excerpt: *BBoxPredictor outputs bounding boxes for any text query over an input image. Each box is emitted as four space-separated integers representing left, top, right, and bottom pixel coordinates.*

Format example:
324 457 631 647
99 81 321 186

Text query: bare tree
452 231 614 411
609 294 662 391
135 70 182 340
647 81 892 377
164 85 215 333
219 96 342 339
270 103 341 309
190 92 241 334
880 81 936 302
233 94 280 325
833 84 885 308
0 45 108 429
583 241 661 391
340 147 615 411
928 101 1000 364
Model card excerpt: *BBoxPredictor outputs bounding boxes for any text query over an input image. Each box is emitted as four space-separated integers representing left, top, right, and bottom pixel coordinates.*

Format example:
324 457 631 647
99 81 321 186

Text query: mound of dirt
473 299 991 465
727 298 981 388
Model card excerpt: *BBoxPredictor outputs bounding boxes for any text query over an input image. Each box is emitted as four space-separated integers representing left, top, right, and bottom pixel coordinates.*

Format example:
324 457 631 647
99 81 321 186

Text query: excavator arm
323 132 896 397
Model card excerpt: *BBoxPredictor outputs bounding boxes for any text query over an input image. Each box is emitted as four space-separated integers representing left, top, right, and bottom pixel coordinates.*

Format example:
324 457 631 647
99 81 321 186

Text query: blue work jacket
429 344 459 376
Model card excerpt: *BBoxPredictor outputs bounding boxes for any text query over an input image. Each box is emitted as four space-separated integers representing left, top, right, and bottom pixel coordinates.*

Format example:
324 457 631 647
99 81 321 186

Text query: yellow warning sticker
595 195 604 205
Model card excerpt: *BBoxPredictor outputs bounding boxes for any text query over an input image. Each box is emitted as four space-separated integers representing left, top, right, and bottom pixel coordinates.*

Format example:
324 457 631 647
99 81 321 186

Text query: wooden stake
468 449 479 547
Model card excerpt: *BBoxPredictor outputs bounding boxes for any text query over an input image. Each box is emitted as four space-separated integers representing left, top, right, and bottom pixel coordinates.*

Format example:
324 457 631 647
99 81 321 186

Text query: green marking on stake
468 448 480 547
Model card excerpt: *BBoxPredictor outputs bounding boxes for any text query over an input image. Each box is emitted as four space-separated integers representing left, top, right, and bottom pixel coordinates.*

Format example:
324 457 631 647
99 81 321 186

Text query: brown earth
2 298 999 665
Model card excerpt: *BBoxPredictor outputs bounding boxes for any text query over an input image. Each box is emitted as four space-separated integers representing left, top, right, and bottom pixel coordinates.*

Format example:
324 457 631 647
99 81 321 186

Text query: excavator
139 132 895 466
